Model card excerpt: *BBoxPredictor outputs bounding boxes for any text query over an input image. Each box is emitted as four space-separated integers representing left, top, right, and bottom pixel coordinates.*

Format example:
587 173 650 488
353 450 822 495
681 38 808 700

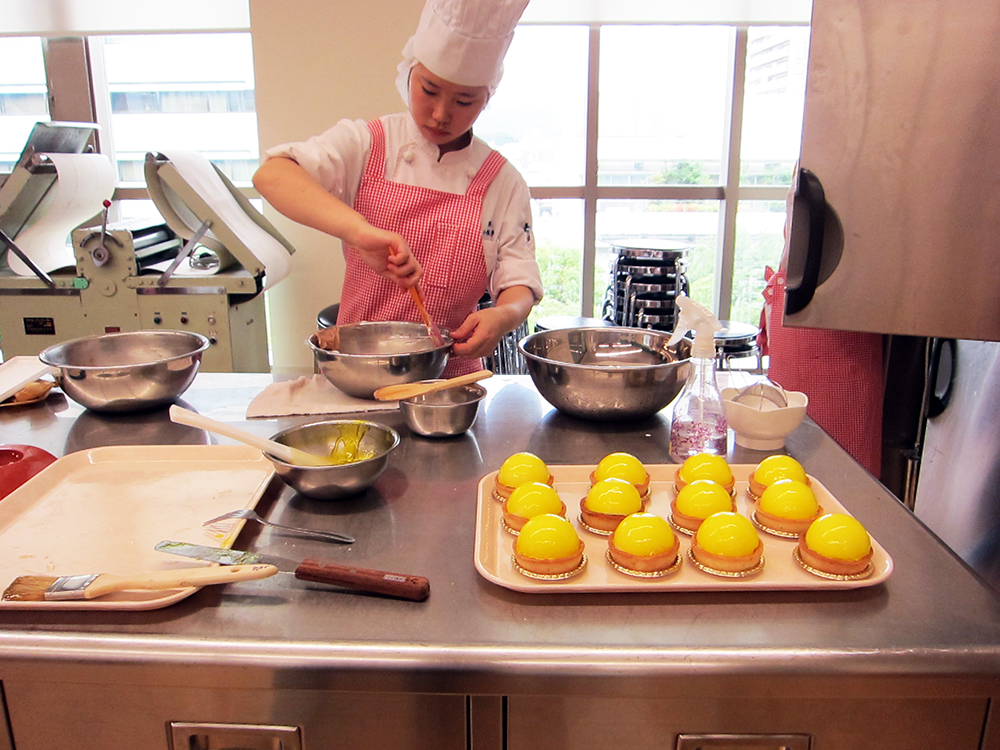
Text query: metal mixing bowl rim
306 332 452 358
38 330 211 370
517 327 689 372
400 382 487 406
266 419 402 469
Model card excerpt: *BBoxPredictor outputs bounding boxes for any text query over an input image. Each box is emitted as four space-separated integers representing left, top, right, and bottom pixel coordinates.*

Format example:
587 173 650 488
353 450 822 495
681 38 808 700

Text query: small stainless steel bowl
39 330 209 413
266 419 400 500
399 382 487 437
518 326 691 421
308 321 452 399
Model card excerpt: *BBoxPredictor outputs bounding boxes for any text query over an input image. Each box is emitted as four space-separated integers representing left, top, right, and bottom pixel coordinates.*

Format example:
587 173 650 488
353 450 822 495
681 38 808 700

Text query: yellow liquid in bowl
329 423 373 464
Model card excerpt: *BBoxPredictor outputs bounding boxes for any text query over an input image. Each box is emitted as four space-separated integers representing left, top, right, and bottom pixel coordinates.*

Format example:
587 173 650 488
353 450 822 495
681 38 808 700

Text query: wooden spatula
373 369 493 401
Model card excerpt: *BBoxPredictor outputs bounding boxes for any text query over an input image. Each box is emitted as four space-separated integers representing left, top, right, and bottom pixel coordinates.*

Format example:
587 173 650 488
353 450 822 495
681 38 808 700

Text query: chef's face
409 63 489 149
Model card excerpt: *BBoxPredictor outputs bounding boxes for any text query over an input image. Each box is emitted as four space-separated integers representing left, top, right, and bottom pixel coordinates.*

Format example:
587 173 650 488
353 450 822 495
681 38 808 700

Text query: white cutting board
0 356 56 403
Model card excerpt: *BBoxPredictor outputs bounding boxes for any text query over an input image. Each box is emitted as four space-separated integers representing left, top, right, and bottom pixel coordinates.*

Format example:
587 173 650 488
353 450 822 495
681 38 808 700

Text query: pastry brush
2 563 277 602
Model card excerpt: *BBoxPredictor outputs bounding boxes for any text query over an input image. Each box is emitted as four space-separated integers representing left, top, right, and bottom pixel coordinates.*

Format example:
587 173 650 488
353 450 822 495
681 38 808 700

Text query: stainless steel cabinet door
785 0 1000 341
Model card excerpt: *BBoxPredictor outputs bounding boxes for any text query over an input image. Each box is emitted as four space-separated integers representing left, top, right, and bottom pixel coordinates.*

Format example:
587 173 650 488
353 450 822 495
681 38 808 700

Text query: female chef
253 0 542 376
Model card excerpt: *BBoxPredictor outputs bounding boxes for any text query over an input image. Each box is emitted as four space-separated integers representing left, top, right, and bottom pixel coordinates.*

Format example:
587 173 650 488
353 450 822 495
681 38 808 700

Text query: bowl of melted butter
266 419 400 499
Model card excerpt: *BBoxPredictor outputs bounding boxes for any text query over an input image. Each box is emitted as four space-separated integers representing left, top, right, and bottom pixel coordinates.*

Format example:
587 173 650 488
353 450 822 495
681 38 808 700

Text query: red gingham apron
759 266 884 476
338 119 507 377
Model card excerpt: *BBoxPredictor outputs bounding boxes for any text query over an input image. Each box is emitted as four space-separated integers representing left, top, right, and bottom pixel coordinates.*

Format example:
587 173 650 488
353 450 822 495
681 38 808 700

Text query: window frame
521 22 802 322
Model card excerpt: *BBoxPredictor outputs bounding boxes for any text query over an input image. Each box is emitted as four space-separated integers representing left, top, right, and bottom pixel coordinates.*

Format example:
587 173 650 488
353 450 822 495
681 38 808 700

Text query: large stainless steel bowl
267 419 401 500
308 321 451 399
518 327 691 421
39 330 210 413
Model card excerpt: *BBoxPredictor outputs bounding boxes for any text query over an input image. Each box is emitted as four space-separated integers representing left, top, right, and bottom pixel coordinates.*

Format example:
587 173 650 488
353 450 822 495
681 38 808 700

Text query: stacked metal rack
600 240 690 332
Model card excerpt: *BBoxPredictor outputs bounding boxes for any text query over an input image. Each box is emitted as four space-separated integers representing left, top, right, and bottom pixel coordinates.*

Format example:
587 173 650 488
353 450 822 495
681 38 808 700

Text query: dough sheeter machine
0 122 294 372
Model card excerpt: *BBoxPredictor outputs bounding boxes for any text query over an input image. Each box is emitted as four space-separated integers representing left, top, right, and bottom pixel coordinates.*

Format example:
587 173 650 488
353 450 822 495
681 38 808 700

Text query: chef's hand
252 157 422 288
449 286 535 360
350 224 422 288
449 308 508 360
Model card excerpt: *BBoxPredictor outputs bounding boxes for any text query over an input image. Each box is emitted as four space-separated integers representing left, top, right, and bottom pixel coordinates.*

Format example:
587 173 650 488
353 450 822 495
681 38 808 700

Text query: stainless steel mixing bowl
399 382 487 437
308 321 452 399
39 330 210 413
266 419 401 500
518 327 691 421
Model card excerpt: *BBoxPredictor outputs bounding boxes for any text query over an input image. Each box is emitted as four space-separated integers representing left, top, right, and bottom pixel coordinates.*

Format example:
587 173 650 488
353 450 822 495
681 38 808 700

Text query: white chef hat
396 0 531 103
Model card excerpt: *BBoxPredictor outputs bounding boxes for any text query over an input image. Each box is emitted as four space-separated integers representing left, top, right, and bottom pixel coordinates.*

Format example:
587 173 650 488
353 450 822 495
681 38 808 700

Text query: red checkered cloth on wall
759 266 885 475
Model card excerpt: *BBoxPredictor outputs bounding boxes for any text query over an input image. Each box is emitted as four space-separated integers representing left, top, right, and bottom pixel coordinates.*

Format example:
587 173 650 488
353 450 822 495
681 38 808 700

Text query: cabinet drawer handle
676 733 812 750
169 722 303 750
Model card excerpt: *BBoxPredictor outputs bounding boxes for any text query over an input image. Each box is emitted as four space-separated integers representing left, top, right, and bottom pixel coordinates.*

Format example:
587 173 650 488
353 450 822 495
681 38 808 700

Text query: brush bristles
2 575 60 602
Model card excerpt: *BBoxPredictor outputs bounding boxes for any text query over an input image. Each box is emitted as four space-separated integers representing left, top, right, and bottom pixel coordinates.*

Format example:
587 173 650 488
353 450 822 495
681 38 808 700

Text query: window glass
476 26 589 187
0 37 50 172
732 198 787 325
739 26 809 186
528 198 584 325
596 199 719 320
99 33 258 187
598 26 731 186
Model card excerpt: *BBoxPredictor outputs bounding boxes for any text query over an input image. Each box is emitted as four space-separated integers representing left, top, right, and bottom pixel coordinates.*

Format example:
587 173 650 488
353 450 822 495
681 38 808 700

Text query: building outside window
0 36 49 173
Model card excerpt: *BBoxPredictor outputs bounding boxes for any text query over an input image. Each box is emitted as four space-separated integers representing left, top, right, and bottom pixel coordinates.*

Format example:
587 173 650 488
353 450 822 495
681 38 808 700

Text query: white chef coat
264 111 543 304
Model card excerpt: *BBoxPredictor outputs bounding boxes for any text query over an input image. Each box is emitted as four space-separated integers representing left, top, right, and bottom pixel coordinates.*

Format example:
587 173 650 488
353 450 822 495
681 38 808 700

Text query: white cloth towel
246 375 397 419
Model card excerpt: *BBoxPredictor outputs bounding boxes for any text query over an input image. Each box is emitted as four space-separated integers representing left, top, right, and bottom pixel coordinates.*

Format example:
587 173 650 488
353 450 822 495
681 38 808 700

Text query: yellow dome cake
797 513 873 578
590 452 650 500
607 512 680 575
513 513 586 578
675 453 735 496
690 511 764 576
753 478 823 536
493 452 554 500
579 477 645 534
502 481 566 533
748 454 809 499
669 479 737 534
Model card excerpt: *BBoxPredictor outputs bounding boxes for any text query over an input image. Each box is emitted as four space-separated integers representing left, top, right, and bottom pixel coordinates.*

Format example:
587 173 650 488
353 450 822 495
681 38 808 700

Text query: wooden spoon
168 405 336 466
372 370 493 402
408 283 447 348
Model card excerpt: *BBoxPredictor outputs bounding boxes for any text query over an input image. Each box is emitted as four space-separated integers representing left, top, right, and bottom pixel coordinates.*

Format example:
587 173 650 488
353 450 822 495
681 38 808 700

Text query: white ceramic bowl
722 385 808 450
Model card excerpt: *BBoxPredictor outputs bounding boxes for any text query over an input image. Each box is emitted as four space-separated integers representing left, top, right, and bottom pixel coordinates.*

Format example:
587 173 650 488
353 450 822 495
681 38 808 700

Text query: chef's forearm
253 157 370 246
492 286 535 334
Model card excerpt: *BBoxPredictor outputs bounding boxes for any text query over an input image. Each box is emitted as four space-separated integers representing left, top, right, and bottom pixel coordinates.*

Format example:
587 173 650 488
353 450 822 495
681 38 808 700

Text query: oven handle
785 167 825 315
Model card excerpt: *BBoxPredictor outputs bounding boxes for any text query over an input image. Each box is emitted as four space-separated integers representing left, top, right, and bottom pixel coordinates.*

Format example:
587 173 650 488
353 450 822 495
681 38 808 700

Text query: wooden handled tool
295 560 430 602
372 369 492 401
3 564 278 601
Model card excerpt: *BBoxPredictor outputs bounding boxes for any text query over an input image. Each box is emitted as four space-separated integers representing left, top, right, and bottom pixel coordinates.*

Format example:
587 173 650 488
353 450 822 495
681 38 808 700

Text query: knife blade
155 541 430 602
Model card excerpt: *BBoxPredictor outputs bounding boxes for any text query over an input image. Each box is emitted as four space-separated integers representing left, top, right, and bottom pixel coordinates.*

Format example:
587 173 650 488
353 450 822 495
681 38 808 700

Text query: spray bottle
667 295 727 461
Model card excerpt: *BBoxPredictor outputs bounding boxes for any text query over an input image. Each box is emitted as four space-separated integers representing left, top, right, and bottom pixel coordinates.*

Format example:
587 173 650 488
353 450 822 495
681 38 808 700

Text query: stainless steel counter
2 373 999 749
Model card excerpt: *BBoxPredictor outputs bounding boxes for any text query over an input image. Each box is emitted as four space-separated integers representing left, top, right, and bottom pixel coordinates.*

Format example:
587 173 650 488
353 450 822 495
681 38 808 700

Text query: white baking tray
474 464 893 593
0 356 56 403
0 445 275 610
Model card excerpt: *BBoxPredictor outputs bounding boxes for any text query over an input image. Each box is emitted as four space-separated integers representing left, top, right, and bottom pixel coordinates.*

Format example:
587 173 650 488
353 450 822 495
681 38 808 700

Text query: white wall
249 0 422 370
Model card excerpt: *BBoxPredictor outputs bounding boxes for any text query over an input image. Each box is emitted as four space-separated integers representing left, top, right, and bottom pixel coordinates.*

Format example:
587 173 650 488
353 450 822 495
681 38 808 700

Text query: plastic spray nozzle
667 295 723 359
